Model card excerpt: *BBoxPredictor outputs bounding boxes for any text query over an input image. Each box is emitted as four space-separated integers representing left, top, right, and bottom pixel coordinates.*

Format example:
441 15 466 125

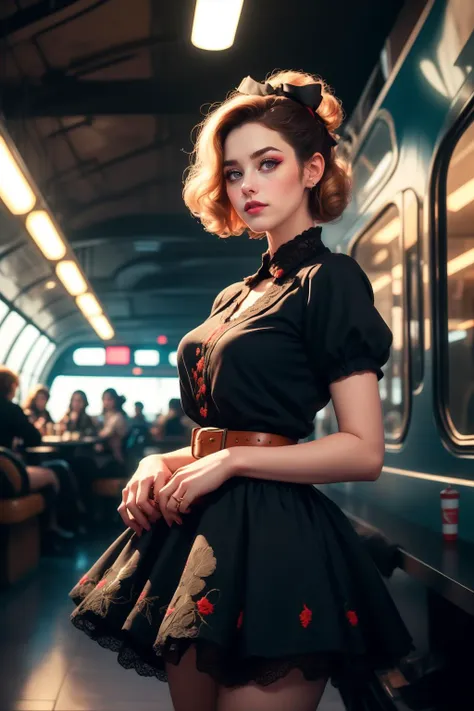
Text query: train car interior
0 1 473 710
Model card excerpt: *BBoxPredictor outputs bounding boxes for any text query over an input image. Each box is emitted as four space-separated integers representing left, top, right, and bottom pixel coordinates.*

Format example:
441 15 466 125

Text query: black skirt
69 477 413 688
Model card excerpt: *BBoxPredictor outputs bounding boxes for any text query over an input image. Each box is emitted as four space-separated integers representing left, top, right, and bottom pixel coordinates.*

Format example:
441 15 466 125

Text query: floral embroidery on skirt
156 534 218 646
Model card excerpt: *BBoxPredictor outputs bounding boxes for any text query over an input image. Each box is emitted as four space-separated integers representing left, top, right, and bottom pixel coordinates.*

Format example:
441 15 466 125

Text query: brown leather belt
191 427 297 459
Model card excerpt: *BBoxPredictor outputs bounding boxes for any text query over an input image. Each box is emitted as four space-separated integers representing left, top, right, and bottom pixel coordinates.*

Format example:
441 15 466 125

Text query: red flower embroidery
165 606 175 616
197 377 204 386
274 268 285 279
79 574 89 585
200 406 208 418
192 369 198 382
299 603 312 628
199 384 206 396
96 579 107 589
237 611 244 629
197 597 214 616
346 610 358 626
196 347 201 356
196 357 205 373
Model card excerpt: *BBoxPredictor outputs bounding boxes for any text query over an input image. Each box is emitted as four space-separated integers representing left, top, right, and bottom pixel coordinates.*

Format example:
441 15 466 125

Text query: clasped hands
117 449 238 536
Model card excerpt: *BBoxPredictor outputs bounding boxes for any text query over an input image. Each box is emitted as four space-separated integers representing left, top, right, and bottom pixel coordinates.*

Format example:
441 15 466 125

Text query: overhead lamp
371 217 400 244
372 274 392 294
447 176 474 212
191 0 244 51
90 314 114 340
447 247 474 276
26 210 66 260
56 260 87 296
76 292 102 318
0 136 36 215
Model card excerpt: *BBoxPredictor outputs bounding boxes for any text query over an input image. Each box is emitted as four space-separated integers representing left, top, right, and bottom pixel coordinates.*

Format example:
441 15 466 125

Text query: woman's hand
158 449 236 526
117 455 181 536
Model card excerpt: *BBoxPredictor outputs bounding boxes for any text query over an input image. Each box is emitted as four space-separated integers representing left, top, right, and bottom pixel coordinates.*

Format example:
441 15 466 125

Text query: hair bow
237 76 337 147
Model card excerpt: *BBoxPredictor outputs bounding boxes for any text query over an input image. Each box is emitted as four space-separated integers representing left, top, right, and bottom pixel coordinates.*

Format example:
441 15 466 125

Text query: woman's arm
231 371 385 484
145 446 196 475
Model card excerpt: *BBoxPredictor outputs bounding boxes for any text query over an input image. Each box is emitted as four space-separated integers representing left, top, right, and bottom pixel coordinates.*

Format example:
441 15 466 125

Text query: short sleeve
304 254 392 385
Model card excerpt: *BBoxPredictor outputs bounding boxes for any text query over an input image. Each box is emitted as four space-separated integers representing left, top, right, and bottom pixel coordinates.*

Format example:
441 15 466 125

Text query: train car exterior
322 0 474 542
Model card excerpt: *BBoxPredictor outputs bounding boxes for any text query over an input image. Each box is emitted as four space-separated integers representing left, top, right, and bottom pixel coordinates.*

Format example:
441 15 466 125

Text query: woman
95 388 129 469
60 390 97 436
23 385 53 434
0 367 76 543
69 71 413 710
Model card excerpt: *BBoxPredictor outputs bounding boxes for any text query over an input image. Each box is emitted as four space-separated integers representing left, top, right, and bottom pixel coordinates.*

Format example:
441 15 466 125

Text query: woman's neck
265 212 314 257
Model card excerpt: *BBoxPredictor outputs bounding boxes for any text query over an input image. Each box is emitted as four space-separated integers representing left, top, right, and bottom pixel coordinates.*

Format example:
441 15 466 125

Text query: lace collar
243 225 328 287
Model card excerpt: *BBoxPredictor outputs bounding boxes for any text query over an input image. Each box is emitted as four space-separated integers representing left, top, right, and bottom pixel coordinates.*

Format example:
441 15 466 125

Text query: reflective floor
1 530 346 711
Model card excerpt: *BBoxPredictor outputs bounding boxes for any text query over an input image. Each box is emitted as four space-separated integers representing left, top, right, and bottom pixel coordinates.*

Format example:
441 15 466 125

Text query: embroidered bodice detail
243 225 326 287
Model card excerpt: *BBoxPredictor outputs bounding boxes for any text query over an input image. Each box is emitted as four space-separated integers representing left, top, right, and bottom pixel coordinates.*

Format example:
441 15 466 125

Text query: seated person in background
23 385 54 434
131 401 148 428
60 390 97 436
151 398 190 449
95 388 129 471
0 367 78 542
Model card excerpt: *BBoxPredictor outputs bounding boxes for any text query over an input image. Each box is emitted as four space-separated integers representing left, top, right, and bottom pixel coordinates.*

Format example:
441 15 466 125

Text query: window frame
349 197 412 447
431 99 474 451
351 109 399 214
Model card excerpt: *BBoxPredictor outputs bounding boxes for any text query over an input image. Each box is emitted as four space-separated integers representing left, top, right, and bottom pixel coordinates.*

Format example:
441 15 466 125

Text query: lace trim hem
70 609 341 688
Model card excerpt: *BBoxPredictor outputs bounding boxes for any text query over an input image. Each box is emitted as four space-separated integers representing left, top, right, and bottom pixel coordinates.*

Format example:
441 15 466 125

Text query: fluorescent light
448 330 467 343
55 260 87 296
76 292 102 318
0 136 36 214
191 0 244 50
168 351 178 367
371 217 400 244
73 347 106 366
26 210 66 260
447 176 474 212
372 274 392 293
134 349 160 366
456 318 474 330
372 248 389 266
90 314 114 340
447 247 474 276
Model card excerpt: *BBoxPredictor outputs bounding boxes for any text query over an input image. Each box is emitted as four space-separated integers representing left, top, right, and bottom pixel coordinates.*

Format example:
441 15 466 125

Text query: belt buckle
192 427 228 457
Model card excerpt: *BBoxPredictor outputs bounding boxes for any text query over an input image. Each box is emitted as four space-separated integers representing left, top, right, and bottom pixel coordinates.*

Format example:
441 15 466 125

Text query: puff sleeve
304 254 392 385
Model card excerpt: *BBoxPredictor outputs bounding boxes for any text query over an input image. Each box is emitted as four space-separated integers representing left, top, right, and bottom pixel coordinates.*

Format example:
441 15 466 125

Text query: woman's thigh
217 668 328 711
166 645 218 711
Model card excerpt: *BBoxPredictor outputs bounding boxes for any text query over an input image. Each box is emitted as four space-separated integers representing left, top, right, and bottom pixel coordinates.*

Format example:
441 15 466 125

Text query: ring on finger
171 494 185 510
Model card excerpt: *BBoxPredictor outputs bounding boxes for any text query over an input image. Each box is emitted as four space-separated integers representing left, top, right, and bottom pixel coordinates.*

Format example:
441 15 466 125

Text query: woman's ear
304 152 325 189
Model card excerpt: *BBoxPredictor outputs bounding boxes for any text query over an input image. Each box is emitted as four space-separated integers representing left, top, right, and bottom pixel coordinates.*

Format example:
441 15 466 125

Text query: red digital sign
106 346 130 365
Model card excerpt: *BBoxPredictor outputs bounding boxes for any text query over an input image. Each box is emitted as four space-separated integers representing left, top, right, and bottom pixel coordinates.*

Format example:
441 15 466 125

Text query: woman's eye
260 159 279 170
225 170 241 182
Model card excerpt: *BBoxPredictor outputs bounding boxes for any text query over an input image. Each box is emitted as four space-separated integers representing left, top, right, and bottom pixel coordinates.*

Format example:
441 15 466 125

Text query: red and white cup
440 486 459 542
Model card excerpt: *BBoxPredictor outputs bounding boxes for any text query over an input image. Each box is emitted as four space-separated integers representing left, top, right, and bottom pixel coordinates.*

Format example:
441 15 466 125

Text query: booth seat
0 447 45 586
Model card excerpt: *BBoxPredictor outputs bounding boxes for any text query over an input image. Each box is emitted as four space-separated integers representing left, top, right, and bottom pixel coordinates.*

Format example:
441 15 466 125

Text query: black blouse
177 226 392 441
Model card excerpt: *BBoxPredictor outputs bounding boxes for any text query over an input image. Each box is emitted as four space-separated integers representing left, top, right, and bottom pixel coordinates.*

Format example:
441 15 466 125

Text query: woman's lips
246 205 267 215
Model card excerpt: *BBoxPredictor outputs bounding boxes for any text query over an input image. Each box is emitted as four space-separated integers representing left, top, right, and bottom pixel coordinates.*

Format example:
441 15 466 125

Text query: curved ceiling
0 0 404 347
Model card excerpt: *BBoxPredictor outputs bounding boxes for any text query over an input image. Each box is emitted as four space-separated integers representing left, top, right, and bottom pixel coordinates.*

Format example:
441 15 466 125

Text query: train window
444 118 474 439
30 342 55 386
5 323 40 371
0 311 26 363
0 299 9 324
352 116 397 210
20 334 50 398
352 206 406 440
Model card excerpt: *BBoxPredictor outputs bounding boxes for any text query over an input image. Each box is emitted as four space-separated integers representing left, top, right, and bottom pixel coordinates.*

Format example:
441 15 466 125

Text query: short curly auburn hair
183 70 351 238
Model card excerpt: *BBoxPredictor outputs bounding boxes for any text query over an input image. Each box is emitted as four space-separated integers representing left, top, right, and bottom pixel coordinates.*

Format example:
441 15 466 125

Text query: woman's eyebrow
223 146 283 167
